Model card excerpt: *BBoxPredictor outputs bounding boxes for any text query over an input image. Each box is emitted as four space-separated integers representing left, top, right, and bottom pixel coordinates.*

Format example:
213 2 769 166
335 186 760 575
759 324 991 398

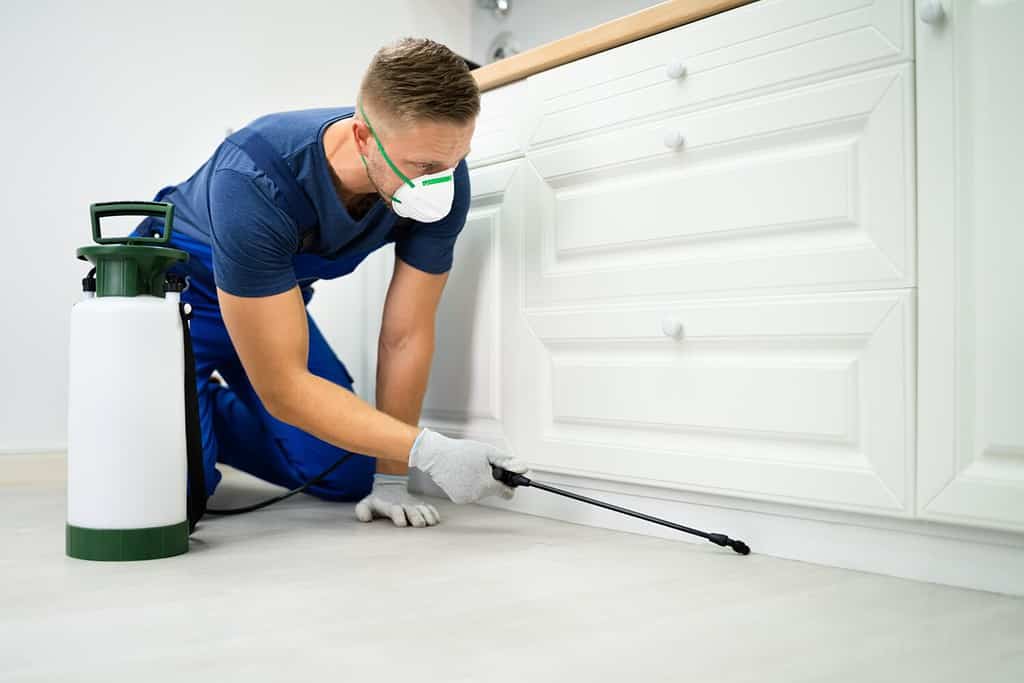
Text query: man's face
356 109 474 209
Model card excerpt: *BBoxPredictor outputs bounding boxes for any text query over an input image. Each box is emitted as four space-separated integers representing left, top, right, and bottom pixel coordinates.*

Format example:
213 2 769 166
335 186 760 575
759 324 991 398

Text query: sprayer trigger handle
492 465 531 488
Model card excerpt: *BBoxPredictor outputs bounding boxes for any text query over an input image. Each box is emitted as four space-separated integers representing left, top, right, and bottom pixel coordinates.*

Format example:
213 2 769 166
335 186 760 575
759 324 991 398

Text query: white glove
407 427 530 504
354 473 441 527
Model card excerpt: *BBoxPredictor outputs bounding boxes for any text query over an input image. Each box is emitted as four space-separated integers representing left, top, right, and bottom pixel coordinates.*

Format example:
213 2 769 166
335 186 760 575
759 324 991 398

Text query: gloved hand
407 427 530 504
354 473 441 527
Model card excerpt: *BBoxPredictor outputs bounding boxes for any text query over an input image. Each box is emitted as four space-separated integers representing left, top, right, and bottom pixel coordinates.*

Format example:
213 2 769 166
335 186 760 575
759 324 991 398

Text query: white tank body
67 294 187 529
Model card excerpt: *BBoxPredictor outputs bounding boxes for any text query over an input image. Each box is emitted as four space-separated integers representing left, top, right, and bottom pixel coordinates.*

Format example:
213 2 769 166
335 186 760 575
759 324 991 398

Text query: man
130 38 529 529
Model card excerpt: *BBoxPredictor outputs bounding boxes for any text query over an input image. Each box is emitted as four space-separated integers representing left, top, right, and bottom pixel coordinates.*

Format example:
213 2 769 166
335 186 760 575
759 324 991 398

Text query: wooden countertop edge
471 0 756 92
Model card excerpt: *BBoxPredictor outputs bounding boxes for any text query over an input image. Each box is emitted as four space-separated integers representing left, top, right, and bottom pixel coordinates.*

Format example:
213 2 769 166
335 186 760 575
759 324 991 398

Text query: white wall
0 0 471 453
471 0 657 65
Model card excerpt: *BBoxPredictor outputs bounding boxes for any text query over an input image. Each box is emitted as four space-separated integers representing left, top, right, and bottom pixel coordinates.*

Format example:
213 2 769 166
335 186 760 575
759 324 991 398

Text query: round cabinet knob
663 129 685 150
661 317 684 340
665 60 687 79
920 0 945 24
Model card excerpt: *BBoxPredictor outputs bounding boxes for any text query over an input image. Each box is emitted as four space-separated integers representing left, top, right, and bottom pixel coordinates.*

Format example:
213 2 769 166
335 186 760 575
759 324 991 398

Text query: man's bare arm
217 285 420 464
374 259 450 475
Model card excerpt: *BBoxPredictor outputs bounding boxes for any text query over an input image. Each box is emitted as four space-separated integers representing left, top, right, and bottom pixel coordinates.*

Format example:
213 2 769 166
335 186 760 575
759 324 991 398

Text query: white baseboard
411 467 1024 597
0 444 66 455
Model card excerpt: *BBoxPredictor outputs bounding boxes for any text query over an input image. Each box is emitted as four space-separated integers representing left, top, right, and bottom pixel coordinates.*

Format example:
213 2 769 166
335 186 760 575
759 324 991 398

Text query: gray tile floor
3 453 1023 683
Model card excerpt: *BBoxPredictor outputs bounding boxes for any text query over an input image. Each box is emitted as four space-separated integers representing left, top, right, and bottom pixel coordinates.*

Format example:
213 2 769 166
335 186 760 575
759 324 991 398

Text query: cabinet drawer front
527 0 912 147
507 291 914 516
523 65 914 305
467 80 531 168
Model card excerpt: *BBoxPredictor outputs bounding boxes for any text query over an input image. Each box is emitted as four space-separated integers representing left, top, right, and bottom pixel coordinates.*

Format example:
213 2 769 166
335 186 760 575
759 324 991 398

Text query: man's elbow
254 373 308 423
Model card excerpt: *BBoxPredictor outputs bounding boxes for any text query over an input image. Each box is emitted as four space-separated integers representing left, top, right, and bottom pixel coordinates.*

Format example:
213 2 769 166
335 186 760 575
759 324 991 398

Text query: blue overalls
133 131 384 503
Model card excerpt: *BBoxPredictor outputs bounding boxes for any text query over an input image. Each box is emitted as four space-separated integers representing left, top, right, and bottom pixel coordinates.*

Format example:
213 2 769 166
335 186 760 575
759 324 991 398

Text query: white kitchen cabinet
916 0 1024 533
494 2 919 518
421 0 1024 587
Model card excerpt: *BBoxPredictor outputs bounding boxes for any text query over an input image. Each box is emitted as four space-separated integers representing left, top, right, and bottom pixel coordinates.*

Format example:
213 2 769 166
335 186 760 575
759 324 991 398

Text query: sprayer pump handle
90 201 175 246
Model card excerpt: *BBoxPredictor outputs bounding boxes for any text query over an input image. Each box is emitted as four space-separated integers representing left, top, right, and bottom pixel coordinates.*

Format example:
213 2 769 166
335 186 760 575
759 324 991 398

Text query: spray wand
492 466 750 555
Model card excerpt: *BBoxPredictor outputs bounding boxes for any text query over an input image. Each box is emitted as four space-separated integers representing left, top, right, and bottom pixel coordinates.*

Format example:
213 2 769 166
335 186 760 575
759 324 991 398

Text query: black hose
205 453 353 515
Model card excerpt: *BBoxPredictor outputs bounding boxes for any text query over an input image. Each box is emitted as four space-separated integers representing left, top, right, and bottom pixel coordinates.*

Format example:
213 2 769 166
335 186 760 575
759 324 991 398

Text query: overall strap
225 128 318 251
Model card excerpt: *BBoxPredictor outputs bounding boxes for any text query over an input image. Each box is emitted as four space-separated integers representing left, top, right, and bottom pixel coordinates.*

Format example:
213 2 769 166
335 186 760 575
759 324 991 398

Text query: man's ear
353 119 371 157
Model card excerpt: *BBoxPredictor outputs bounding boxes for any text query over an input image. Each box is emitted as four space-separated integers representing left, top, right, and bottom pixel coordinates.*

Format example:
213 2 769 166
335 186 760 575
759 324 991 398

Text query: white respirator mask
358 100 456 223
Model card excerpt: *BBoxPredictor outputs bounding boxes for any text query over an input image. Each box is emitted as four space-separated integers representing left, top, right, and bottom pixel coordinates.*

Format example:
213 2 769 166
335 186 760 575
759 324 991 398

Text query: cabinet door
419 161 520 441
917 0 1024 532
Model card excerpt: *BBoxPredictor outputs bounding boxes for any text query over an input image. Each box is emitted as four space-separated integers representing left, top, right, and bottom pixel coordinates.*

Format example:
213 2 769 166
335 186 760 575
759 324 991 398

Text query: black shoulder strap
179 300 207 534
225 128 319 251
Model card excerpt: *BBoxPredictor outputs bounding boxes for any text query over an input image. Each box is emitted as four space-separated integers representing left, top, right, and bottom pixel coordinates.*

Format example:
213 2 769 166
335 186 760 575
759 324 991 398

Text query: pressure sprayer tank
67 201 191 561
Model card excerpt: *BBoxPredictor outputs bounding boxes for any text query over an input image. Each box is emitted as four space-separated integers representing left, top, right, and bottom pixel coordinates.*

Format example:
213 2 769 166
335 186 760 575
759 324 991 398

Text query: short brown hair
358 37 480 128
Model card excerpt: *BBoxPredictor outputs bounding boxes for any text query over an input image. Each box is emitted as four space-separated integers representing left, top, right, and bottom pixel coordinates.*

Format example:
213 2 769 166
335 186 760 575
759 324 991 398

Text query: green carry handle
90 201 175 245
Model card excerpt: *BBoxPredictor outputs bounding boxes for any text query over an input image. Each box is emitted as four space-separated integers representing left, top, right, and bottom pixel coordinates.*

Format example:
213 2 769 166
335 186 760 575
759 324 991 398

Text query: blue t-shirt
146 106 470 297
